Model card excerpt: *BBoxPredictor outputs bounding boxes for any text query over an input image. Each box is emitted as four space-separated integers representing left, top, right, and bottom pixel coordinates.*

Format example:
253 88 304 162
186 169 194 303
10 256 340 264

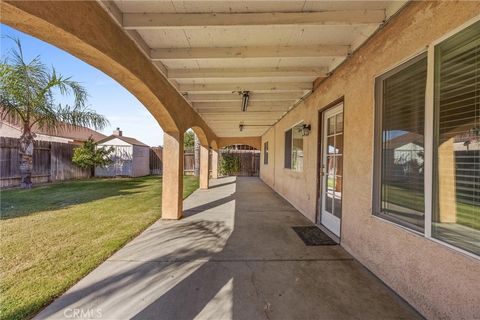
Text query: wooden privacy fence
149 146 259 177
149 148 195 176
149 147 163 175
184 151 195 175
0 137 90 188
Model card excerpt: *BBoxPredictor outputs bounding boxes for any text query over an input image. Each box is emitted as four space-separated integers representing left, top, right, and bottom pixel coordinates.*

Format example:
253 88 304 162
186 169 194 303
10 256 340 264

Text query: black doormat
292 226 337 246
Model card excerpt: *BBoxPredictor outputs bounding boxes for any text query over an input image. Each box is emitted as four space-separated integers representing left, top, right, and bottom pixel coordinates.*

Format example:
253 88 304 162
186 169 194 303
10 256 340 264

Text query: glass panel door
320 103 344 237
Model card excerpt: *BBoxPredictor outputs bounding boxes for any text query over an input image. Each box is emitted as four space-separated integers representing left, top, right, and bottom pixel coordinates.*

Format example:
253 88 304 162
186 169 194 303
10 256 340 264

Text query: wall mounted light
302 124 312 136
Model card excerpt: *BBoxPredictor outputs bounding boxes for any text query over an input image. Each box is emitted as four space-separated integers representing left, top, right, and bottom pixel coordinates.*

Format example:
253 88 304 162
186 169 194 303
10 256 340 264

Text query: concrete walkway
36 177 421 320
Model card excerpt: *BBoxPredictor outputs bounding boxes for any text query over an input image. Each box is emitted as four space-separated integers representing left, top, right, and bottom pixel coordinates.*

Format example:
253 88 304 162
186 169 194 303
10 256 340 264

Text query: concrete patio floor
35 177 421 320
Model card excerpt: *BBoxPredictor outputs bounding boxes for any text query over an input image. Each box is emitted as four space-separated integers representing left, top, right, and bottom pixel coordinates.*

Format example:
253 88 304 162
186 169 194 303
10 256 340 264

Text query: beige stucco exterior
199 145 210 189
260 2 480 319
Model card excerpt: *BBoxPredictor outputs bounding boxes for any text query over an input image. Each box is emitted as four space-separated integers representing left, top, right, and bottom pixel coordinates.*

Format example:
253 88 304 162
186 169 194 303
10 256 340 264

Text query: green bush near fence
219 153 240 176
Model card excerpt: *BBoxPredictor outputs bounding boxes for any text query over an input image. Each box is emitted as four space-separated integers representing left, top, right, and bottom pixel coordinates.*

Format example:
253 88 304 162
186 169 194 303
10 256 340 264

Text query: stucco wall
259 129 275 188
259 2 480 319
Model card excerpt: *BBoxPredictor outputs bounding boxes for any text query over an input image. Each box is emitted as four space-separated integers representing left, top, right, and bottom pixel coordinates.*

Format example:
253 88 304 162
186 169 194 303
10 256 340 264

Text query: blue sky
1 24 164 146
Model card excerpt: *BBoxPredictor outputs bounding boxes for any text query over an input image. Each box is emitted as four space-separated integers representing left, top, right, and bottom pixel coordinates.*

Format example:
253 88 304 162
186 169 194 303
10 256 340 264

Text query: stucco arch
189 126 209 148
218 137 262 150
0 1 217 142
210 140 219 151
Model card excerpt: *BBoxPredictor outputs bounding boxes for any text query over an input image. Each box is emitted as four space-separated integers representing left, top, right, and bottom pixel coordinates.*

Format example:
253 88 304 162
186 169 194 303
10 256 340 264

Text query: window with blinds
433 20 479 255
284 124 304 171
291 123 304 171
284 129 292 168
374 53 427 231
264 141 269 165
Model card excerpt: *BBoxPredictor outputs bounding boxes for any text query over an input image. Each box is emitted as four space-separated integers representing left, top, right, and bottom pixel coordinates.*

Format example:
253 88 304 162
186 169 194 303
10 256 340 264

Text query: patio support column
211 149 219 179
199 145 209 189
437 137 457 223
161 131 184 219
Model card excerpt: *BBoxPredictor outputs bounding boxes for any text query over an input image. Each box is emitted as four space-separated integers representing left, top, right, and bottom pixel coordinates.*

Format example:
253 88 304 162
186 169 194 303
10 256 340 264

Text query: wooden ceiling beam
206 119 277 124
201 112 284 120
123 10 385 29
185 92 303 102
168 67 327 79
179 82 312 92
151 45 349 60
193 101 292 108
197 106 289 113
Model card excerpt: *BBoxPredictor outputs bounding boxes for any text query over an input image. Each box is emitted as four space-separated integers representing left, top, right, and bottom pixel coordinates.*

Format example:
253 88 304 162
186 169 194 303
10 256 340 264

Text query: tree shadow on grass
0 177 157 220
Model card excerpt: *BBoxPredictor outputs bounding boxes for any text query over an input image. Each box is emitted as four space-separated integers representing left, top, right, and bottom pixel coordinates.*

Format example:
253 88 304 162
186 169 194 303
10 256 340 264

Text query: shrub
219 153 240 176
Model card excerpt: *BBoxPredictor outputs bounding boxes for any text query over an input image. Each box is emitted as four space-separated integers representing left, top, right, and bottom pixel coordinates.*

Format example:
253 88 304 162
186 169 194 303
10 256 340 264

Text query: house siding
259 2 480 319
132 145 150 177
96 138 150 177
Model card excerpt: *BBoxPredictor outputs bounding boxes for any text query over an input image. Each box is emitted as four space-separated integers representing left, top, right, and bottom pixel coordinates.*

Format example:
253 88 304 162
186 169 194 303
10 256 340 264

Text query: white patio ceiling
101 0 407 137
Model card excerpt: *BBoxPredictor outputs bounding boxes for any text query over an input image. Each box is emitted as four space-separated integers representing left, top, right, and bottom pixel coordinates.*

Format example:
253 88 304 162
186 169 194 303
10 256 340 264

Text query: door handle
320 165 326 176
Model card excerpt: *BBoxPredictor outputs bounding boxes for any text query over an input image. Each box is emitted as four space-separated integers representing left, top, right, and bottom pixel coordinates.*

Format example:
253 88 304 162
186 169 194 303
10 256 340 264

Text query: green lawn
383 184 424 212
384 184 479 230
0 176 199 320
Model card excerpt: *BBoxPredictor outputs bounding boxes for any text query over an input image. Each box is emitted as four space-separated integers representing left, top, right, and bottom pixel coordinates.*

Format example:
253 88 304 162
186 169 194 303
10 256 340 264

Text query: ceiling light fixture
241 91 250 112
239 123 272 132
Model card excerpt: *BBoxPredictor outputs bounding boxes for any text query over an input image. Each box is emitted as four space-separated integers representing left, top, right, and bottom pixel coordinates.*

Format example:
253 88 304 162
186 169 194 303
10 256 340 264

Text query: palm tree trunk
19 130 34 189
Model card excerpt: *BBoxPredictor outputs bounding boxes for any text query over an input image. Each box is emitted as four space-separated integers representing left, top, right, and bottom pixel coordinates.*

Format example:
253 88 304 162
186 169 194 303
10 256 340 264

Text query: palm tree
0 38 109 188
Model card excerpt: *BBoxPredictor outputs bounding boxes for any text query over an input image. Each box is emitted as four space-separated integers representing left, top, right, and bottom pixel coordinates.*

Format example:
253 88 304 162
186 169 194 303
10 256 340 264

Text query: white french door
319 103 344 237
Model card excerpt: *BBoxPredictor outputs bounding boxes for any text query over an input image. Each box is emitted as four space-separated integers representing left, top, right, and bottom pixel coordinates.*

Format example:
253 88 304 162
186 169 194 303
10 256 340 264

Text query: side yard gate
219 145 260 177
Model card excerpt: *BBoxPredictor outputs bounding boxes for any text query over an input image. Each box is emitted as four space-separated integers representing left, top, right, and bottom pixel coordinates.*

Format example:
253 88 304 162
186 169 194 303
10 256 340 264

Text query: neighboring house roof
385 132 424 150
1 114 106 143
35 125 106 142
97 135 149 147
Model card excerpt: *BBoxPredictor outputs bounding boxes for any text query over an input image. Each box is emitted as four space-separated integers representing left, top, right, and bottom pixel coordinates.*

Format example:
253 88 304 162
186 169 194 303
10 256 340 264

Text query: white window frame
372 16 480 260
373 51 427 234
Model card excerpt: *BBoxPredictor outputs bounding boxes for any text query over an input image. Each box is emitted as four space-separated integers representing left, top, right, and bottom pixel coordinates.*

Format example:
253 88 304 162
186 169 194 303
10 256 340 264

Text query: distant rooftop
97 128 149 147
1 112 106 143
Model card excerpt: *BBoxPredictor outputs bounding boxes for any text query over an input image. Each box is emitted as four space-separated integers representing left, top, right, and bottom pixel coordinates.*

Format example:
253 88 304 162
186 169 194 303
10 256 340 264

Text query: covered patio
0 0 406 220
35 177 419 319
2 1 479 319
